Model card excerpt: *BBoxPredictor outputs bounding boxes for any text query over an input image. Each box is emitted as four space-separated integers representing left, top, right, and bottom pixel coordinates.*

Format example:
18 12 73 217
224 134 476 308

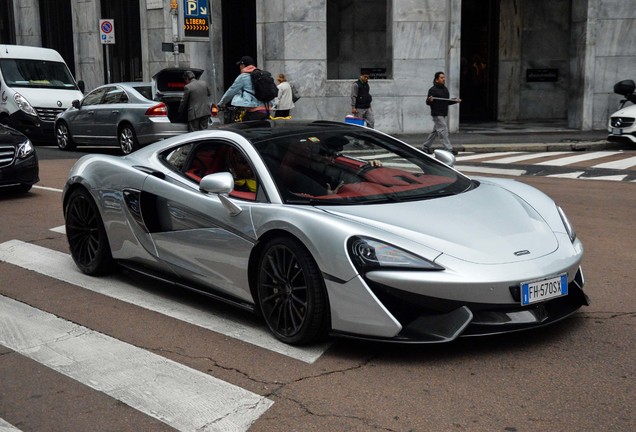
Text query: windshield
0 58 78 90
254 128 474 205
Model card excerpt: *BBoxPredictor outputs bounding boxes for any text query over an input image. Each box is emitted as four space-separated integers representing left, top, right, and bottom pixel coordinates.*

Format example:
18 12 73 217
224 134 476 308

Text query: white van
0 44 84 143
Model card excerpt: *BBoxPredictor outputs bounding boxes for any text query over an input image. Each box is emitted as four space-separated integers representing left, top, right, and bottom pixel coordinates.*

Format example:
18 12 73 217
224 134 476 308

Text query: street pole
171 0 179 67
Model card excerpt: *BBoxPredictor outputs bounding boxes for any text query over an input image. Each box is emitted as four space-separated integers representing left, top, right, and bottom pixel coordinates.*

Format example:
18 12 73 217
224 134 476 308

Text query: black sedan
0 123 39 193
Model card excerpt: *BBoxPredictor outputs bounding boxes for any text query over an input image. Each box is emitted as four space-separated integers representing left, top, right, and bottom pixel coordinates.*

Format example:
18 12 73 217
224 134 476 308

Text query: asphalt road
0 153 634 432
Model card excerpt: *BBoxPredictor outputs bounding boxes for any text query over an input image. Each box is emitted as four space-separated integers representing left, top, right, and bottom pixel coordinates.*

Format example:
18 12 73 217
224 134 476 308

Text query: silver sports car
62 120 589 345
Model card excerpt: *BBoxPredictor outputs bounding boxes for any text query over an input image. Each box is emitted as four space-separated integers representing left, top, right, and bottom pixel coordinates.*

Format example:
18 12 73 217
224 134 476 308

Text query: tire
118 124 139 155
56 121 76 151
256 237 329 344
65 188 114 275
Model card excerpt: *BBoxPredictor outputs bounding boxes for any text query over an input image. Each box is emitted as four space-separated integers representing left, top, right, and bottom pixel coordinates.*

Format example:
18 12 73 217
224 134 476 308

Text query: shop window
327 0 392 80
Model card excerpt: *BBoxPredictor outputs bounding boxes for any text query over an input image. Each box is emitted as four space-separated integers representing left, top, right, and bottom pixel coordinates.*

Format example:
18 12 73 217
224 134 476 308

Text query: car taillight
210 103 219 117
145 103 168 116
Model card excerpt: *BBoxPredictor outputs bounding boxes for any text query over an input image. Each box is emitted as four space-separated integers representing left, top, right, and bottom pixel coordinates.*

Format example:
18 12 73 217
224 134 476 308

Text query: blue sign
181 0 209 40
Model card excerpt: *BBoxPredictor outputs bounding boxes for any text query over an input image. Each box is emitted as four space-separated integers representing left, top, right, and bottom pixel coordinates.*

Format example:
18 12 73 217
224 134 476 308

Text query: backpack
291 83 301 103
248 69 278 103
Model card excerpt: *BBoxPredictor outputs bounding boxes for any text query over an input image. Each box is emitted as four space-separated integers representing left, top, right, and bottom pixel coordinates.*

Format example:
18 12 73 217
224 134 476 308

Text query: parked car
55 68 219 155
62 120 589 345
607 79 636 144
0 123 39 193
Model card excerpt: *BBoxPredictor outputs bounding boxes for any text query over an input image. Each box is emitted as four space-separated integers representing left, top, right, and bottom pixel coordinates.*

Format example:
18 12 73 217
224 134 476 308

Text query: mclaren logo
514 250 530 256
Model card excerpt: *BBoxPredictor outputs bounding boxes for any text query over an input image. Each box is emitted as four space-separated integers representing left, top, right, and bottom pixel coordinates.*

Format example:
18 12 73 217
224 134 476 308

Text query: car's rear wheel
65 188 114 275
119 124 139 155
56 121 76 151
256 237 328 344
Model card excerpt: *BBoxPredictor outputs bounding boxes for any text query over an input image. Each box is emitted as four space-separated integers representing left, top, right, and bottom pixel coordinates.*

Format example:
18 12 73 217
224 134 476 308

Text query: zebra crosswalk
454 150 636 181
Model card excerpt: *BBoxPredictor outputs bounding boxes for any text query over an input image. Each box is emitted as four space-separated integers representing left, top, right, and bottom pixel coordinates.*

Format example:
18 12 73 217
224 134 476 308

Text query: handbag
291 83 301 103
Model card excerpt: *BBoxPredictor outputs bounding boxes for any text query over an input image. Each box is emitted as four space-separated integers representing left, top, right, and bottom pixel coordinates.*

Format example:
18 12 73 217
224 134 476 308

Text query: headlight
14 93 38 117
16 139 35 159
557 205 576 242
348 236 443 272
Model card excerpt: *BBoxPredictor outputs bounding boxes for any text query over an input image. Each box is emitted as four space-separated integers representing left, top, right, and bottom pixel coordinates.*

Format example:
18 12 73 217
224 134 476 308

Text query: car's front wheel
256 237 329 345
118 124 139 155
56 121 76 151
65 188 114 275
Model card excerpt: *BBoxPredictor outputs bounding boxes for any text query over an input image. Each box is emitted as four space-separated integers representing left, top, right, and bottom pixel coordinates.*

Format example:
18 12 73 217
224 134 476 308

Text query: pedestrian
350 73 374 128
273 73 294 118
217 56 269 121
421 71 461 154
178 70 212 131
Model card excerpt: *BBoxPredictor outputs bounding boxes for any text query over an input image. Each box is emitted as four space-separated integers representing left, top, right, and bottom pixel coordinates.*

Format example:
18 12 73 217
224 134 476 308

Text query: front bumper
9 111 56 144
0 153 39 188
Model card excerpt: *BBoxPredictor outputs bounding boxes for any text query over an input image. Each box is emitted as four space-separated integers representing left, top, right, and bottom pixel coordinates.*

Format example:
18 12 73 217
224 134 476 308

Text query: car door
70 87 106 144
92 85 126 143
139 140 259 304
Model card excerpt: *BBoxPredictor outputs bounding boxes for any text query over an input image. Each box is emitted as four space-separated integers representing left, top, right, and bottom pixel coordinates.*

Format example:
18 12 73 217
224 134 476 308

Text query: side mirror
72 99 81 109
77 80 86 93
434 149 456 167
199 172 242 216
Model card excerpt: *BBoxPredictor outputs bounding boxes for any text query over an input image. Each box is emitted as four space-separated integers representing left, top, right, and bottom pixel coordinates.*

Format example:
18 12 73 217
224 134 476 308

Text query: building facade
1 0 634 134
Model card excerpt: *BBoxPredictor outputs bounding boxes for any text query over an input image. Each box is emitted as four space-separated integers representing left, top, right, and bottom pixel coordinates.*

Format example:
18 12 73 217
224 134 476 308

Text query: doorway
221 0 256 91
100 0 142 83
460 0 499 122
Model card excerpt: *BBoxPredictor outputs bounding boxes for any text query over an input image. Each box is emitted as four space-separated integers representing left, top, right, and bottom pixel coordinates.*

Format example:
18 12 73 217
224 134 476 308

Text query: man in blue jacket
422 71 461 155
218 56 269 121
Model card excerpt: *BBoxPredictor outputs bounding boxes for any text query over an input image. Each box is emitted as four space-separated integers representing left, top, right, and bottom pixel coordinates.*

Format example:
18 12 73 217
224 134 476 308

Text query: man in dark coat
422 71 461 154
350 73 374 128
179 70 212 131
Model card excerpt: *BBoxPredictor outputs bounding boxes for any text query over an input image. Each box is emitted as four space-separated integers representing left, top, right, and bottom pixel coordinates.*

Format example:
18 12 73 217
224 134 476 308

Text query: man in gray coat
179 71 212 131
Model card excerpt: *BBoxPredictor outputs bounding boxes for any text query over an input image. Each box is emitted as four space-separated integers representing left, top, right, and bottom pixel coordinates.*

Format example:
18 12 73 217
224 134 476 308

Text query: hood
319 183 559 265
9 87 83 109
0 124 29 145
611 103 636 117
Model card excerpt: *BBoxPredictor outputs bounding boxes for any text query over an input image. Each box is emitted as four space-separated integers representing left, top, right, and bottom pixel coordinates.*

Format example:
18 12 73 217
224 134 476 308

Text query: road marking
0 418 22 432
0 240 328 363
33 185 63 193
50 225 66 234
455 165 526 176
593 155 636 169
546 172 585 179
456 151 523 161
488 151 570 164
0 295 273 432
581 174 628 181
535 151 623 166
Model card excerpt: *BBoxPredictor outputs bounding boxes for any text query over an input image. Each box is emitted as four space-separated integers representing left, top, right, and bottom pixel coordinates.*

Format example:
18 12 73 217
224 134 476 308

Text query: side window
102 86 127 104
81 87 106 106
163 143 194 171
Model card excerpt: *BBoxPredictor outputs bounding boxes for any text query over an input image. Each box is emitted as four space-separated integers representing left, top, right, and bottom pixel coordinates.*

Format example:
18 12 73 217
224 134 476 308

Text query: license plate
520 273 568 305
611 128 623 135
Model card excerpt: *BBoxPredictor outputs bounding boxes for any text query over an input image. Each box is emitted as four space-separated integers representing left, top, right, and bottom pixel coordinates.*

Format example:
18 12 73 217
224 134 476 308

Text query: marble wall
8 0 636 132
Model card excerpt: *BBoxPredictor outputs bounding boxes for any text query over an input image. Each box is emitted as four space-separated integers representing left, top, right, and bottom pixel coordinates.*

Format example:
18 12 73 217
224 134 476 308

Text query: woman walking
273 73 295 118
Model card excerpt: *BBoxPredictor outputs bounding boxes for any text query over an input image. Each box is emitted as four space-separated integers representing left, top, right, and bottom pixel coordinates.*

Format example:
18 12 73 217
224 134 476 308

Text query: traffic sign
178 0 210 41
99 19 115 44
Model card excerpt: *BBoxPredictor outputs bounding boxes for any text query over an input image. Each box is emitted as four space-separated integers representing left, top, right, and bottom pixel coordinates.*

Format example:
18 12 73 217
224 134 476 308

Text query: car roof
217 120 370 143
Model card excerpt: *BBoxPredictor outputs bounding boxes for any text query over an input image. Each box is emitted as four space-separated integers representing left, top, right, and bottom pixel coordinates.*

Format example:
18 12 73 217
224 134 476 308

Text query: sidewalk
393 120 617 153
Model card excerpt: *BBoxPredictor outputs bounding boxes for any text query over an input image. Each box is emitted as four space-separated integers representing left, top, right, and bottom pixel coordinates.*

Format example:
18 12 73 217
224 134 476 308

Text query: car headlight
14 93 38 117
16 139 35 159
557 205 576 242
348 236 443 272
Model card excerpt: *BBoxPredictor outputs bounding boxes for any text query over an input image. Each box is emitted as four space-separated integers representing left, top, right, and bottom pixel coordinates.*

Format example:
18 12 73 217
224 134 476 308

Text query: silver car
62 120 589 345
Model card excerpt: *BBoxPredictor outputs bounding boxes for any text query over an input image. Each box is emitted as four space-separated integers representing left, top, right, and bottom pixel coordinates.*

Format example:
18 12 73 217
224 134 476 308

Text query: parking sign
178 0 210 41
100 19 115 44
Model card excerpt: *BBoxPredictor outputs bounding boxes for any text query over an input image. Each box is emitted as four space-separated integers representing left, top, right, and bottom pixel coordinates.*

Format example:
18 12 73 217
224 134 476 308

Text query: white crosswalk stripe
0 240 328 364
456 150 636 181
0 418 22 432
0 295 273 432
535 151 623 166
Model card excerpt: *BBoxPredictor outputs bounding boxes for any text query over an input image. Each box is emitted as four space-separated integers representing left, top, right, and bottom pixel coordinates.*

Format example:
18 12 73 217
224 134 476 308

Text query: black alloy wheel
65 188 114 275
257 237 328 344
56 121 76 150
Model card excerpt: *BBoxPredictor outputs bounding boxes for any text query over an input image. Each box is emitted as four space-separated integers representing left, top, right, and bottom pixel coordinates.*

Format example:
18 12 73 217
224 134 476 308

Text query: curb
456 140 620 153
